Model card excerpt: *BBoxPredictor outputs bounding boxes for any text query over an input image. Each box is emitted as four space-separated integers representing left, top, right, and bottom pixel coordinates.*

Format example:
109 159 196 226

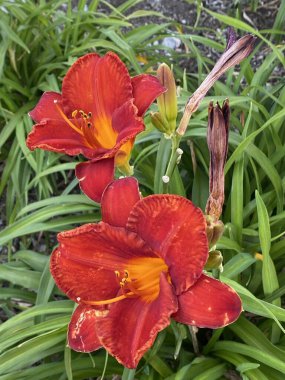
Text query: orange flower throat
84 257 169 305
54 101 117 150
54 101 132 168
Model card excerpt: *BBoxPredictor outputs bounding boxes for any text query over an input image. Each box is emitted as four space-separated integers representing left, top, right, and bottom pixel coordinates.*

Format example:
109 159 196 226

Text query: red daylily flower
26 52 165 202
50 178 242 368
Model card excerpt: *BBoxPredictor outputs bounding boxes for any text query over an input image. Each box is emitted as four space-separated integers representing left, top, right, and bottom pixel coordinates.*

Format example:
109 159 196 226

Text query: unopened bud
205 215 224 248
157 63 177 133
205 250 223 271
205 99 230 219
150 112 169 134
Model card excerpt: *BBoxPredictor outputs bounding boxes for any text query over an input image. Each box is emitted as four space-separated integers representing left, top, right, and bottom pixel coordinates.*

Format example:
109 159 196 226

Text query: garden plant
0 1 285 380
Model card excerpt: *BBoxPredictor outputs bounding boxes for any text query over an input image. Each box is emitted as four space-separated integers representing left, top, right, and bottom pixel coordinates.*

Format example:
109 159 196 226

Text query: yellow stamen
54 101 84 136
84 292 135 305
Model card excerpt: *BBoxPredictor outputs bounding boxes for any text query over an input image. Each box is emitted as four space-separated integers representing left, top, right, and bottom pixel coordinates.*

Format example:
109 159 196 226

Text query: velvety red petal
50 223 157 303
101 177 141 227
75 158 115 202
96 273 177 368
68 304 102 352
26 119 94 157
127 195 208 294
29 92 62 123
173 274 242 328
131 74 166 116
112 100 145 137
51 246 119 304
62 52 133 119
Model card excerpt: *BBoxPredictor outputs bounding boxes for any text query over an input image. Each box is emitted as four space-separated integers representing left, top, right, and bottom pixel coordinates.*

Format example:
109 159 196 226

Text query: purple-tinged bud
226 27 237 51
177 33 256 136
157 63 177 133
205 100 230 220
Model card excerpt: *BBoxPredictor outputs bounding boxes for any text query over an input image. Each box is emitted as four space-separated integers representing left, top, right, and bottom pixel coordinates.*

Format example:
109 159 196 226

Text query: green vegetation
0 0 285 379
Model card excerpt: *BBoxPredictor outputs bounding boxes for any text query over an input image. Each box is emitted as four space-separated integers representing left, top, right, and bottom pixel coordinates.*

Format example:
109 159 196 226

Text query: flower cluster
25 46 253 368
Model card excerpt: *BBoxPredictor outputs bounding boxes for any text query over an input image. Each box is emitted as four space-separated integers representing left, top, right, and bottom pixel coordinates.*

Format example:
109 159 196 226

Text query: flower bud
177 32 256 136
205 215 224 248
150 111 169 134
156 63 177 133
205 100 230 220
205 250 223 271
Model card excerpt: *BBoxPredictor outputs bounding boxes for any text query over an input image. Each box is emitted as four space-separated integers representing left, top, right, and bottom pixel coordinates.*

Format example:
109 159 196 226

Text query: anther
88 112 92 118
124 270 129 278
115 270 120 277
87 122 92 128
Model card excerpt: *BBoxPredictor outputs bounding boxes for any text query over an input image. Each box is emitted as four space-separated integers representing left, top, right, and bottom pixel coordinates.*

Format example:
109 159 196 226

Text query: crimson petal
96 274 177 368
29 92 62 123
75 158 115 202
68 304 102 352
101 178 141 227
131 74 166 116
26 119 94 157
127 195 208 294
173 274 242 328
62 52 133 119
50 223 156 303
112 100 144 137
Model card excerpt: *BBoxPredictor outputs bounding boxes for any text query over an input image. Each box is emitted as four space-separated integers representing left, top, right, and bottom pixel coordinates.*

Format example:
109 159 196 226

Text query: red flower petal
173 274 242 328
26 119 94 157
75 158 115 202
62 52 133 120
96 274 177 368
112 100 144 137
50 223 156 303
101 178 141 227
68 304 102 352
131 74 166 116
29 92 62 123
127 195 208 294
51 246 119 304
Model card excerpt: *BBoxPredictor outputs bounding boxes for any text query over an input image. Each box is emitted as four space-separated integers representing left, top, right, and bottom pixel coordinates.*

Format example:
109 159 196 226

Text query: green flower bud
150 112 169 134
157 63 177 133
205 250 223 271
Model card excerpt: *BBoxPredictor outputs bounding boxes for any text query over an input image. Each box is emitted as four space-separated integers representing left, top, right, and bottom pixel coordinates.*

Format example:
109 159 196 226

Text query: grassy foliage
0 0 285 379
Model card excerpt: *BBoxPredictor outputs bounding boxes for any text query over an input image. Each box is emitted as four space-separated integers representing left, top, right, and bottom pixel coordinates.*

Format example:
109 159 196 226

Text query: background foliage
0 0 285 379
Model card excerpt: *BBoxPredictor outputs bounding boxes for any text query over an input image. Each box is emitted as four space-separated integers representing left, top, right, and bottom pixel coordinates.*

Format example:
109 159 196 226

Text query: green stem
188 325 200 355
162 133 182 193
122 368 136 380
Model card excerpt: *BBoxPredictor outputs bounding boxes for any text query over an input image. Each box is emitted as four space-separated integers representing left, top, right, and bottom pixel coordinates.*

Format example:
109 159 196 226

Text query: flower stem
162 133 182 193
188 325 200 355
122 368 136 380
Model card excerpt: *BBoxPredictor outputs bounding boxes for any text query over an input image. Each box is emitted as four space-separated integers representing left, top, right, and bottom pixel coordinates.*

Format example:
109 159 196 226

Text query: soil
101 0 281 31
98 0 283 74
